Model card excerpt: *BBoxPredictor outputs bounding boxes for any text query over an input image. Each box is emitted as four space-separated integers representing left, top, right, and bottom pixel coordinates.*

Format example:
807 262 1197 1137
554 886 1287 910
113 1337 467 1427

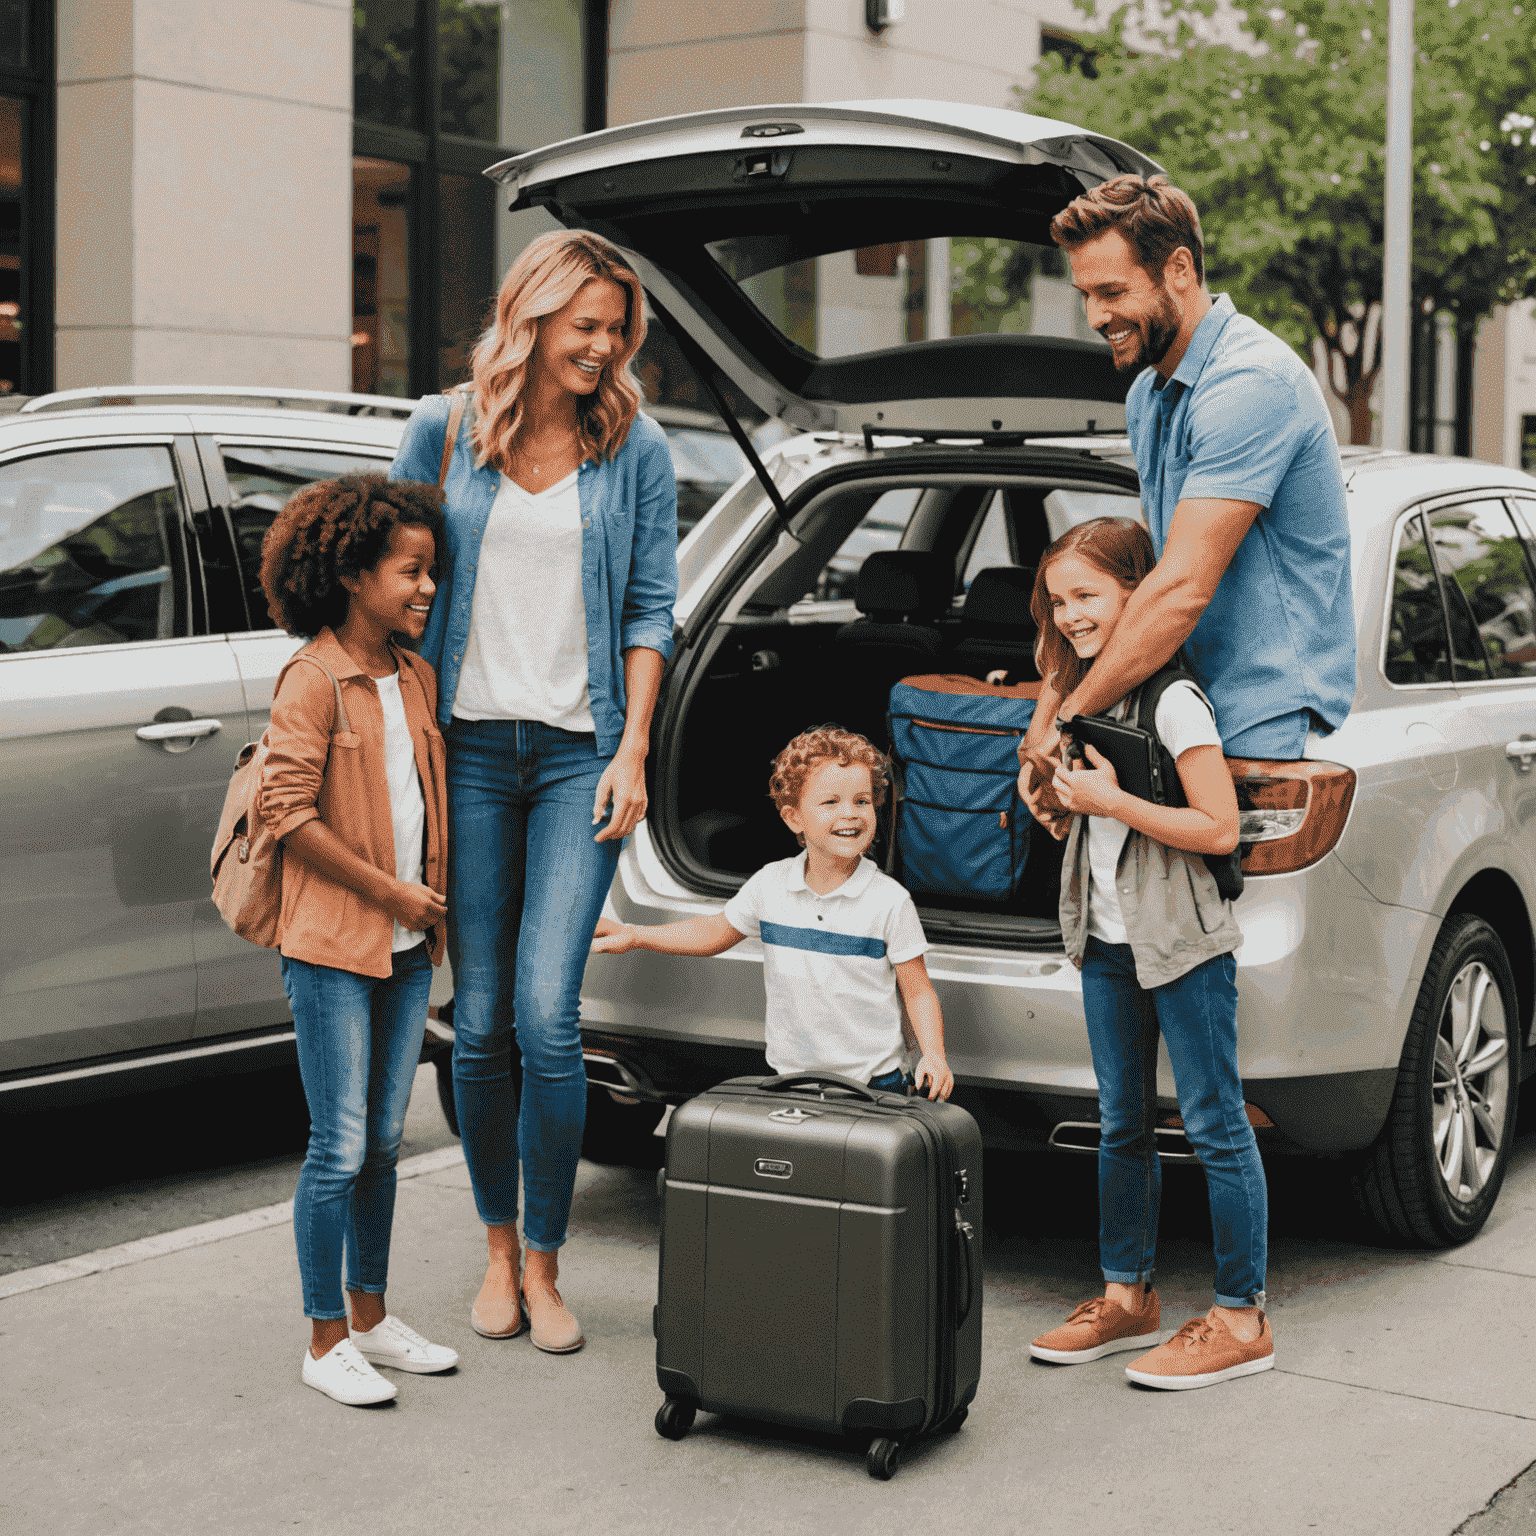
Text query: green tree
1022 0 1536 443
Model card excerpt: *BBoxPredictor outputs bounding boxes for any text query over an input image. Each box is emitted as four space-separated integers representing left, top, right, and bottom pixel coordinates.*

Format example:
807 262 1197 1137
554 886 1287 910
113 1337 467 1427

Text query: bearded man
1019 174 1355 822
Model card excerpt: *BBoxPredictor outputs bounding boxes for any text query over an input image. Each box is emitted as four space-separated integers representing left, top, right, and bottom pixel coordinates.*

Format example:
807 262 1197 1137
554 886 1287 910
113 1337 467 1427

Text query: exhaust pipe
1047 1120 1201 1164
582 1048 669 1106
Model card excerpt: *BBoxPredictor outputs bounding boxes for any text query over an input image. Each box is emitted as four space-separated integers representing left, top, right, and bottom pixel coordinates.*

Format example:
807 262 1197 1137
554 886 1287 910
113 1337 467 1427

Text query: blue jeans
447 718 621 1251
1080 936 1268 1309
283 943 433 1320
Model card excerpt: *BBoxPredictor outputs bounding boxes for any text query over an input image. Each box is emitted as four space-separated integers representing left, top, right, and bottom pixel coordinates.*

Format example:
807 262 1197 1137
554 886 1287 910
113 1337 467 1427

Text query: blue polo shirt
1125 294 1356 744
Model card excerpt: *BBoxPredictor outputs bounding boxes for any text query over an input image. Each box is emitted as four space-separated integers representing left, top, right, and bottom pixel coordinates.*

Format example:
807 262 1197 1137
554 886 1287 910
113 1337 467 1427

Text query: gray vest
1060 812 1242 989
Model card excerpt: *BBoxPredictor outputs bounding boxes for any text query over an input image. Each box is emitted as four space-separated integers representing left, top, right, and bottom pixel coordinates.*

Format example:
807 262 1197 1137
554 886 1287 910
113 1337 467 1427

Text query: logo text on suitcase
754 1158 793 1179
767 1107 821 1125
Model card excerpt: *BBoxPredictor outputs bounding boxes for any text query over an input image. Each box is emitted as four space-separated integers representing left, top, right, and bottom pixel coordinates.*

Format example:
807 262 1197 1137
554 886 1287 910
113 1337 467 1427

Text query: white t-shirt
452 468 595 733
1085 680 1224 945
375 670 427 953
723 853 929 1083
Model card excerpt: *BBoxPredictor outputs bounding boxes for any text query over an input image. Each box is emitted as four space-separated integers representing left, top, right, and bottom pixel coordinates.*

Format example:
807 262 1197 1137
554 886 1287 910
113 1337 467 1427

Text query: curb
0 1143 467 1302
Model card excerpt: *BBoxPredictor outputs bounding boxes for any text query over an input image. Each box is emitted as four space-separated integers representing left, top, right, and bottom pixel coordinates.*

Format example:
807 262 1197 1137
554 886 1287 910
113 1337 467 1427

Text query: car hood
487 100 1161 435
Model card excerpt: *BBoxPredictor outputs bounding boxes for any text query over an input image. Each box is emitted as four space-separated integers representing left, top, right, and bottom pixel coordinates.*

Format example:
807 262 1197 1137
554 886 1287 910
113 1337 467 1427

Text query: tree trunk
1454 317 1476 458
1343 372 1375 445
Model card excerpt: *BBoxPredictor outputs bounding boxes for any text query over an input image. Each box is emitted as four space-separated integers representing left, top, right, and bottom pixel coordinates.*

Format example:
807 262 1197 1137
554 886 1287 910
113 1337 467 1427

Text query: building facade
6 0 1532 468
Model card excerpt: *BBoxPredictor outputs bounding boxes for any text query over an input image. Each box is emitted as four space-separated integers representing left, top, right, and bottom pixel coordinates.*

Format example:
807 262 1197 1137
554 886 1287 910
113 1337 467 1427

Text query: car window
962 494 1011 592
1424 505 1502 682
810 487 923 603
1385 513 1452 685
219 443 393 631
1425 499 1536 681
0 445 187 652
663 427 749 540
1042 489 1145 542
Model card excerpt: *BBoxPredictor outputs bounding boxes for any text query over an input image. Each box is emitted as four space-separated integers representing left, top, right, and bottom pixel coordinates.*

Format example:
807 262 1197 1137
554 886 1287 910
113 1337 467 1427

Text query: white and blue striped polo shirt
723 853 929 1084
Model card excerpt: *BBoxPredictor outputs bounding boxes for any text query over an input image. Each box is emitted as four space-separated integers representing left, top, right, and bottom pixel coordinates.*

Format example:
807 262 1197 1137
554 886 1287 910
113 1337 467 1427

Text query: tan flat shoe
522 1286 585 1353
470 1283 526 1339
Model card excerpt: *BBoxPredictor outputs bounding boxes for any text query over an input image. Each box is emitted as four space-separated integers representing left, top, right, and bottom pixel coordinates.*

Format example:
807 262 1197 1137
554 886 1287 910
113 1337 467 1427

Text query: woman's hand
1051 743 1124 819
593 747 648 842
914 1053 954 1101
384 879 448 932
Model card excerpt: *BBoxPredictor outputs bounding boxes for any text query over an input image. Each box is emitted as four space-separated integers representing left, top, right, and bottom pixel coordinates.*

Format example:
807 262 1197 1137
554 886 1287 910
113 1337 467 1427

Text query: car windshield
706 234 1104 360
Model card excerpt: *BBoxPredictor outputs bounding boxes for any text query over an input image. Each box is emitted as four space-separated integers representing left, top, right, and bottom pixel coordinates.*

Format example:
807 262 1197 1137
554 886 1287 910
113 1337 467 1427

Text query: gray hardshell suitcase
653 1072 982 1479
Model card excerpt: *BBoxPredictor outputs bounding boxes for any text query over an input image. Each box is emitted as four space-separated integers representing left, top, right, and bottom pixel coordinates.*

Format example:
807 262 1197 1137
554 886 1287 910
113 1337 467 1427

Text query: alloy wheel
1431 959 1511 1204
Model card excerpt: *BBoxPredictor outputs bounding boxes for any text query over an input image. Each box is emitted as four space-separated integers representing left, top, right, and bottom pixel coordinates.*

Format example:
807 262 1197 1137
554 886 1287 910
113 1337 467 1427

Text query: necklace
522 428 579 476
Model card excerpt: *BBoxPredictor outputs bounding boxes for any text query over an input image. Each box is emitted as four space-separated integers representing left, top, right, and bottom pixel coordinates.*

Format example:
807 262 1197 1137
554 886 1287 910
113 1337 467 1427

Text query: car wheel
433 1051 460 1138
1351 914 1522 1246
581 1088 666 1166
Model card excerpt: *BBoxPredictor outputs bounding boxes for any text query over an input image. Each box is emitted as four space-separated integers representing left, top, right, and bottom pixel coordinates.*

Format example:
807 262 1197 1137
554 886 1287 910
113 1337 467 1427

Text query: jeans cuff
1101 1266 1154 1285
344 1282 386 1296
523 1237 564 1254
306 1307 348 1322
1214 1290 1266 1309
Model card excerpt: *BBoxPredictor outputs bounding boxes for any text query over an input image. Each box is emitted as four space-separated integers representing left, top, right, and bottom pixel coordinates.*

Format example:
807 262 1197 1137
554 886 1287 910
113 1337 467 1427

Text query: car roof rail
17 385 421 419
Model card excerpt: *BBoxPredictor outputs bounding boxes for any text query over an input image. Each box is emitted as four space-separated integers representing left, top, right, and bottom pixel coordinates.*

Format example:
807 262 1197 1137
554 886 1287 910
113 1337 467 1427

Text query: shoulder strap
289 653 351 734
439 387 471 488
1135 664 1200 738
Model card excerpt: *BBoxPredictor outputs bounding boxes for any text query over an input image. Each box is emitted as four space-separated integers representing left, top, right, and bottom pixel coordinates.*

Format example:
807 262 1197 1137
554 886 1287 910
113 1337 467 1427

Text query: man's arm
1058 496 1262 721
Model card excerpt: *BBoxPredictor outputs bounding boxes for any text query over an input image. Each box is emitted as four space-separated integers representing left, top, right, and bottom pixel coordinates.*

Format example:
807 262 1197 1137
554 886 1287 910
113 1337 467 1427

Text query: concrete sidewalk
4 1139 1534 1535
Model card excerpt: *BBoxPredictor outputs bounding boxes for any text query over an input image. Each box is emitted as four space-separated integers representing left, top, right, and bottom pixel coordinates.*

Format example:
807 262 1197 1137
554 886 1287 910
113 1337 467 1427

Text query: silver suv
0 387 414 1111
473 99 1536 1246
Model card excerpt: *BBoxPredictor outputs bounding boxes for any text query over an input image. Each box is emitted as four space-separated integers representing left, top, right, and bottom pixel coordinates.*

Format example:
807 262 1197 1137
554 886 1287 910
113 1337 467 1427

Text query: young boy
592 725 953 1099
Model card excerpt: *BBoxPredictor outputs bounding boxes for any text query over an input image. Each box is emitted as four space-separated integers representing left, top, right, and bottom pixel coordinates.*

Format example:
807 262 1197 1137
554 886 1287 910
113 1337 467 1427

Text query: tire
581 1087 665 1166
938 1405 969 1436
866 1436 902 1481
1351 914 1522 1246
655 1399 695 1441
433 1051 460 1138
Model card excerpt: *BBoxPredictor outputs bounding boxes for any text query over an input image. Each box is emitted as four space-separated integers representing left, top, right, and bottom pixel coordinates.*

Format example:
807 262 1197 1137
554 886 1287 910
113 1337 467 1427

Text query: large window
0 0 52 398
352 1 606 397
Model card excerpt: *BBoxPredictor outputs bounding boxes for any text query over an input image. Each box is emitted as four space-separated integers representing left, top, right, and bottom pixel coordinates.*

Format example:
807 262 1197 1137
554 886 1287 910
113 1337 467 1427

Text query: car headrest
854 551 951 621
961 566 1037 637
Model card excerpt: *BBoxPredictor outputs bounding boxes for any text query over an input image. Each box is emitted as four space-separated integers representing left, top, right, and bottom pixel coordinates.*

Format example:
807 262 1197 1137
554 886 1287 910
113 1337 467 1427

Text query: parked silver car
479 100 1536 1245
0 384 765 1125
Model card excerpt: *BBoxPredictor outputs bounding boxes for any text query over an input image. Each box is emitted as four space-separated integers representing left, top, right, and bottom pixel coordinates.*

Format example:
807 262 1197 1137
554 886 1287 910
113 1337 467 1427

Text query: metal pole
927 238 951 341
1381 0 1414 451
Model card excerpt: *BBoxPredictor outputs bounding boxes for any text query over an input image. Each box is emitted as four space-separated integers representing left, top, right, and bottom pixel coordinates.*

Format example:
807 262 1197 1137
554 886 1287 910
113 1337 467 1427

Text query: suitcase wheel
655 1398 696 1441
939 1405 969 1436
866 1436 903 1481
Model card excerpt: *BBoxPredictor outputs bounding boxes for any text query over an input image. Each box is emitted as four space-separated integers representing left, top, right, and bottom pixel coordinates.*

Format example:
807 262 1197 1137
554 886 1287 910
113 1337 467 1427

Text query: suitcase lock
954 1168 970 1205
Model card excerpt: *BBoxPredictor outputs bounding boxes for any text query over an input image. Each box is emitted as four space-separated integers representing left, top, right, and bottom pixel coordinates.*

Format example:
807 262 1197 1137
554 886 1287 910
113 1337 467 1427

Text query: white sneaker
301 1338 399 1405
352 1313 459 1374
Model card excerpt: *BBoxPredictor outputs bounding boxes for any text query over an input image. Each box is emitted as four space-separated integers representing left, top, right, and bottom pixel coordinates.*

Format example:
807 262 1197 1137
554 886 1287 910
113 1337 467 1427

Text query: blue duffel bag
887 674 1040 901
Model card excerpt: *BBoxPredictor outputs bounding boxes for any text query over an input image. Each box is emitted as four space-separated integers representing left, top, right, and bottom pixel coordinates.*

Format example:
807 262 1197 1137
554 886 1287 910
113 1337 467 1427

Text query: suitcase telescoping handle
760 1072 881 1102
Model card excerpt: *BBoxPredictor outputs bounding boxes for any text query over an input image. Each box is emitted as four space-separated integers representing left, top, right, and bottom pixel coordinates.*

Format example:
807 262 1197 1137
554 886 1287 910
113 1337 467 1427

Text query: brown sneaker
1030 1290 1162 1364
1124 1309 1274 1390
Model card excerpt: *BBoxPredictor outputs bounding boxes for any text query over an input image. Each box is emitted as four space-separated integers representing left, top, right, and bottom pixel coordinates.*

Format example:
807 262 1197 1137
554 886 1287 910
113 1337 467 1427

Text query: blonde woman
390 229 677 1353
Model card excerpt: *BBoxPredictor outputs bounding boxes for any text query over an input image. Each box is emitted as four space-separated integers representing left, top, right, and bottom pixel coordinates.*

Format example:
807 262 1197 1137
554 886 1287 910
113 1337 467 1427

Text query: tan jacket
1060 815 1242 990
258 628 448 978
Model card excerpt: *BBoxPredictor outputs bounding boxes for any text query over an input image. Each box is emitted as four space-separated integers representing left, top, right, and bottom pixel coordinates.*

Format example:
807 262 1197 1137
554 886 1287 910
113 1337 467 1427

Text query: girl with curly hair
593 726 953 1101
388 228 678 1352
256 473 458 1406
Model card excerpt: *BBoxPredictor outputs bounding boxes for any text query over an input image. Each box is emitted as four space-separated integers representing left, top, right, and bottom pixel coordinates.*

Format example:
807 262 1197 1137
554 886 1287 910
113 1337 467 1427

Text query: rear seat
948 566 1039 682
833 550 951 742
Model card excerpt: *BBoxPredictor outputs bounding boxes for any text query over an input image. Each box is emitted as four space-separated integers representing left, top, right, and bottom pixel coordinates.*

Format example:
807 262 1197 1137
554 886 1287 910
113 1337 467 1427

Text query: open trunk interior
656 452 1144 949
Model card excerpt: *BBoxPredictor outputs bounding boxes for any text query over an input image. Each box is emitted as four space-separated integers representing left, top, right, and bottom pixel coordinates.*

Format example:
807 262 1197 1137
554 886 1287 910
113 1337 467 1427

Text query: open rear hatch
487 100 1162 438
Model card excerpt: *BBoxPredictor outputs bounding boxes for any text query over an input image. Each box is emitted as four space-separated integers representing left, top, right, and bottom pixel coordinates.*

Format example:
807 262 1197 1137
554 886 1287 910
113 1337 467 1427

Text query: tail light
1228 759 1357 876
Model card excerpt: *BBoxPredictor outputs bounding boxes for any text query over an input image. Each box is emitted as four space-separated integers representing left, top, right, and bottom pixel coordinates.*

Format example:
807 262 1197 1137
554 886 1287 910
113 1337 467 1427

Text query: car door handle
136 718 223 743
1504 737 1536 772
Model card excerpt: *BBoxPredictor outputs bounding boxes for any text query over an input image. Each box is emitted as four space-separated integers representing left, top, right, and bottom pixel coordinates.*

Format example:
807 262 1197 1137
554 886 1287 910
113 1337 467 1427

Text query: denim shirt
1125 294 1356 744
389 395 678 757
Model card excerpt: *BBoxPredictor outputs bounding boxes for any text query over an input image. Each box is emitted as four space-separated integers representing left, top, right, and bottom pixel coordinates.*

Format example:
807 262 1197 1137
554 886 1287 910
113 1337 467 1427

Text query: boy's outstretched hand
590 917 641 954
914 1054 954 1101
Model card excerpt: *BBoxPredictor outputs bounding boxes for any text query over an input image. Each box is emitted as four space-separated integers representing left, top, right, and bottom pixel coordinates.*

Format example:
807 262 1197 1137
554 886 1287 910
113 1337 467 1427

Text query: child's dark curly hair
769 725 890 844
259 473 446 639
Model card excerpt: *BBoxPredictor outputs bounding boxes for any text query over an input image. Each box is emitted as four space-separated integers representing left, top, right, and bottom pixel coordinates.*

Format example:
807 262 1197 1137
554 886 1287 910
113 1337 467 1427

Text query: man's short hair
1049 173 1205 286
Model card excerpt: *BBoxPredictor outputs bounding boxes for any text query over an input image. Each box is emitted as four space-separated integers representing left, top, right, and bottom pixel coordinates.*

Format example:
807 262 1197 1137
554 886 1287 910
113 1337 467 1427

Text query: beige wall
55 0 352 391
609 0 1049 126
